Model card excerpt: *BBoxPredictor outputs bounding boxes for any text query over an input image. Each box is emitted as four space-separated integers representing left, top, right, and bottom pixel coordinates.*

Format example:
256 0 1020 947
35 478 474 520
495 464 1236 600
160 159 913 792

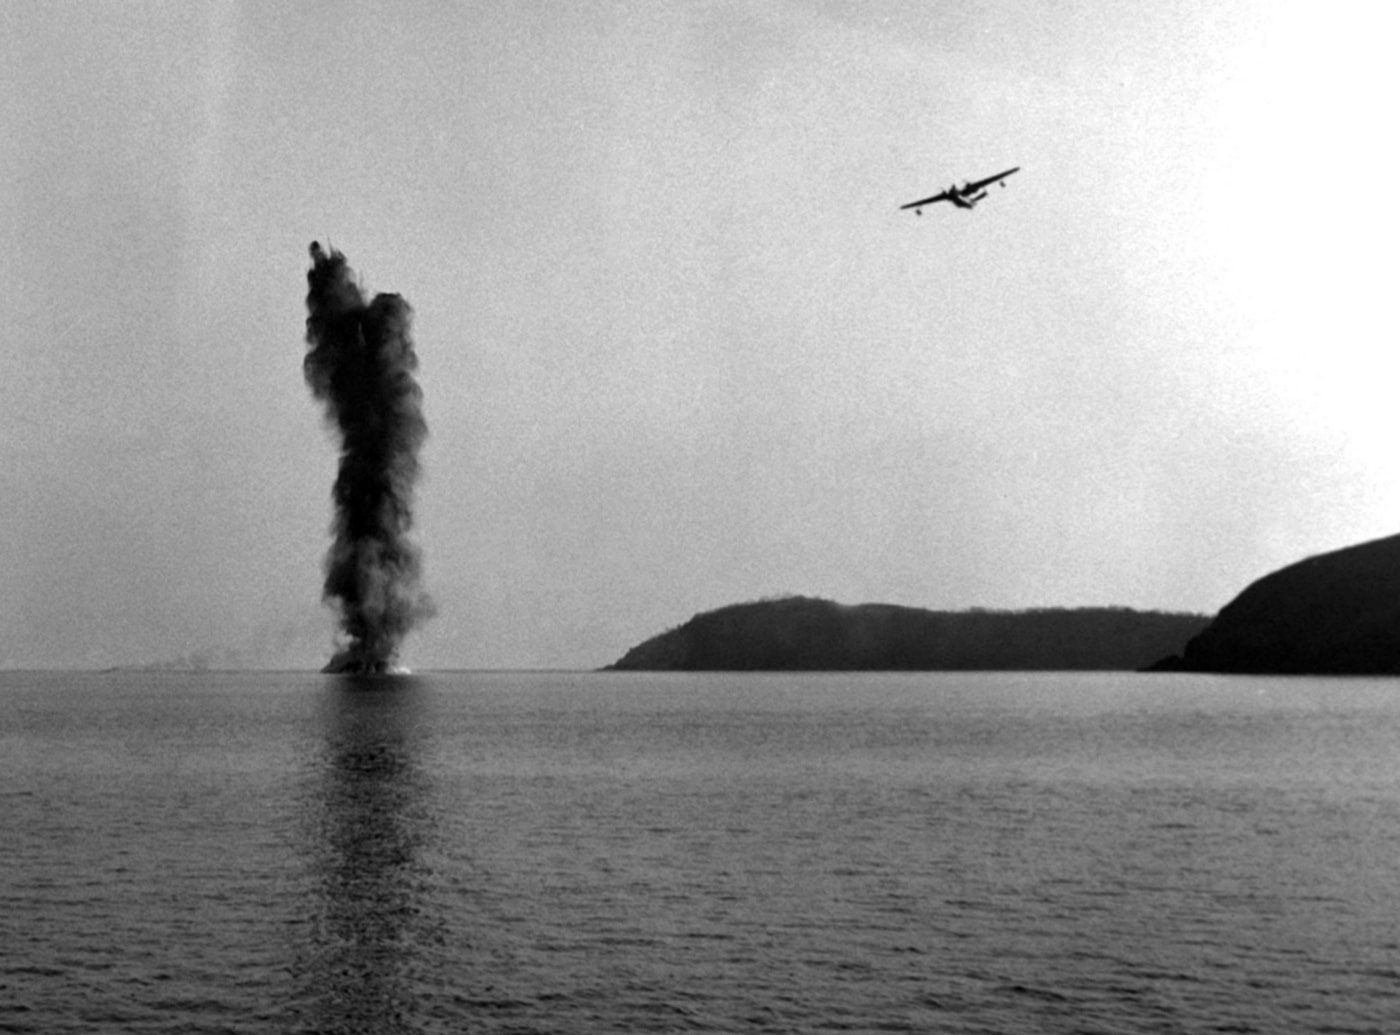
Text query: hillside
1149 533 1400 674
607 597 1209 671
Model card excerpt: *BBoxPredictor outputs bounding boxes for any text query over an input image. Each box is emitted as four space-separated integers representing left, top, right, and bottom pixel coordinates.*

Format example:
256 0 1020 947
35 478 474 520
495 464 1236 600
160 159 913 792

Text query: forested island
606 597 1208 671
1149 532 1400 674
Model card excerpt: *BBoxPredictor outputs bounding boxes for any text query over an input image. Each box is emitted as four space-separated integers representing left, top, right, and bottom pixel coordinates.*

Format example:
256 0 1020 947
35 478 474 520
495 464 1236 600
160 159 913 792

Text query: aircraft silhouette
901 167 1019 215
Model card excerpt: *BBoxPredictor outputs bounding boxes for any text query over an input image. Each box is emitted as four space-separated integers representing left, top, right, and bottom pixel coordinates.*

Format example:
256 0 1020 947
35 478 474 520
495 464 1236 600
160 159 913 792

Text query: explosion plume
304 242 433 674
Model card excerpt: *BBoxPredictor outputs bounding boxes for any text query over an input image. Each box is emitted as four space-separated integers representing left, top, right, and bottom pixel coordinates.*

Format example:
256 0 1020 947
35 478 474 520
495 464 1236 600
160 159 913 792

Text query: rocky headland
1149 533 1400 674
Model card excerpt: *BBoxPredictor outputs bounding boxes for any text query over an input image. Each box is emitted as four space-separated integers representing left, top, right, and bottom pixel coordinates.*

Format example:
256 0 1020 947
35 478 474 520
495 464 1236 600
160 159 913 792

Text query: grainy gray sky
4 0 1398 670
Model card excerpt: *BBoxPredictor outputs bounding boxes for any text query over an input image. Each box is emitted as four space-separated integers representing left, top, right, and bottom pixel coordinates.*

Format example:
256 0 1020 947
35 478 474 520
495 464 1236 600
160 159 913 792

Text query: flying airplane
900 166 1020 215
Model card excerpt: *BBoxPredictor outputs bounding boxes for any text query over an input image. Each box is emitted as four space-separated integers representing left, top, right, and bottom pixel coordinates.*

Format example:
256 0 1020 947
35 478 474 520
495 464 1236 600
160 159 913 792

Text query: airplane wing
963 166 1020 194
899 189 953 210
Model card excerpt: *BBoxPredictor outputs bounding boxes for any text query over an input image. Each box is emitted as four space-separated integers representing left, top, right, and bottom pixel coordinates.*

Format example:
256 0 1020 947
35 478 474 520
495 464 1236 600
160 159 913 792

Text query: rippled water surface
4 670 1400 1033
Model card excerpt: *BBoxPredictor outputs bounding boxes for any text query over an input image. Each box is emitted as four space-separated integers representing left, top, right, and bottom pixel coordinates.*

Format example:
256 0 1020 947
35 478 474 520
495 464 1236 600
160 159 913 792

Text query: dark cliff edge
606 597 1209 671
1148 533 1400 675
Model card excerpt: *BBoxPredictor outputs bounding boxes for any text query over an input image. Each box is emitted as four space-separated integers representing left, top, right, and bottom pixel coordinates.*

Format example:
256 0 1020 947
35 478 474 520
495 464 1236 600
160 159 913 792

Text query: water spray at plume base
304 242 433 674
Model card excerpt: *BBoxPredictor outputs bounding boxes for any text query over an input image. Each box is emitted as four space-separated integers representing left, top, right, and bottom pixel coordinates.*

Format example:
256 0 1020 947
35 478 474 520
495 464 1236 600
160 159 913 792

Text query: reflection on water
290 676 439 1034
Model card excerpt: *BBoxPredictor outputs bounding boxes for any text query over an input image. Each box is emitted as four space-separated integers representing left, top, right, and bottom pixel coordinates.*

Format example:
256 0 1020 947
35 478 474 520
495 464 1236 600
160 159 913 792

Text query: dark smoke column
303 242 433 674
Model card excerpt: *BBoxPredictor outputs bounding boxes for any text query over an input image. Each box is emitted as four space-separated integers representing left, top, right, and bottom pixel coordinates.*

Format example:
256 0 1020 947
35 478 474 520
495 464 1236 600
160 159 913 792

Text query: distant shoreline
606 597 1209 672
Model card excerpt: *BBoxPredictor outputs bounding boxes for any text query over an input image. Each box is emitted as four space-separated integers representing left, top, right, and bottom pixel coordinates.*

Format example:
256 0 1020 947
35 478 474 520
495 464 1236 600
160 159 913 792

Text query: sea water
3 670 1399 1033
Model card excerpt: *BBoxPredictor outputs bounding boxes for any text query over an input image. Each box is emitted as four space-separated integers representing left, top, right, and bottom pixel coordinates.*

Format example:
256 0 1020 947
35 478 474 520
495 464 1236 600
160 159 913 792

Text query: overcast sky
5 0 1398 670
